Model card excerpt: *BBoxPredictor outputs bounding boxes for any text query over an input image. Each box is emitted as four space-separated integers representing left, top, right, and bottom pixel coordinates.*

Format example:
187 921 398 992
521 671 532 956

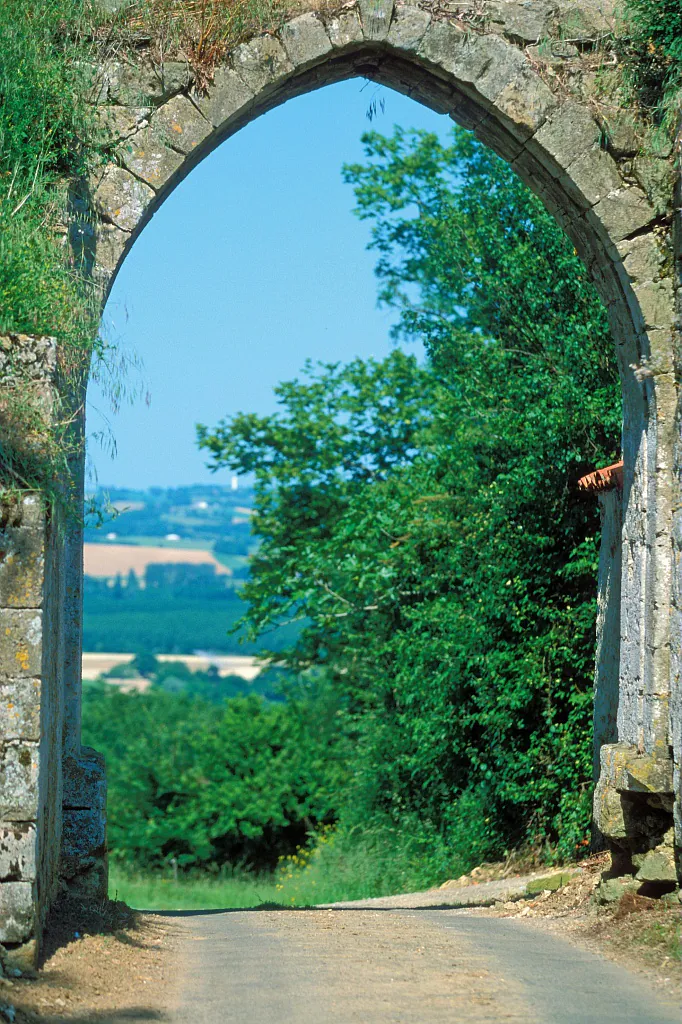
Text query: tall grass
110 823 470 910
110 865 283 910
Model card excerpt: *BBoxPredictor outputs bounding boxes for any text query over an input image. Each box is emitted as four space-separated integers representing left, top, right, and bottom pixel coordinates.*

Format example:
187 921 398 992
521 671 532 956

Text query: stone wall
0 337 63 954
1 0 680 954
0 338 106 958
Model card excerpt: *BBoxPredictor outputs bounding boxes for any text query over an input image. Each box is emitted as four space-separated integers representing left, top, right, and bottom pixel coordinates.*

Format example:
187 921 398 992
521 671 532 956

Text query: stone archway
1 0 679 956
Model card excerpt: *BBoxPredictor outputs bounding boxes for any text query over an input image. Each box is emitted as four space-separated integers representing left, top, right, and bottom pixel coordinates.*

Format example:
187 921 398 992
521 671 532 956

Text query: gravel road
166 906 681 1023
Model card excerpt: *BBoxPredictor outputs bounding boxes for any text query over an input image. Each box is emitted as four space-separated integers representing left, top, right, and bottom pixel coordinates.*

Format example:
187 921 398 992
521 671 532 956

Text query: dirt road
166 907 680 1023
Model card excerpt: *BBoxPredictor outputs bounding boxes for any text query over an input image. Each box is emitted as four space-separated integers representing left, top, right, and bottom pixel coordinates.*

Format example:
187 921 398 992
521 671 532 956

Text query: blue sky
88 80 453 488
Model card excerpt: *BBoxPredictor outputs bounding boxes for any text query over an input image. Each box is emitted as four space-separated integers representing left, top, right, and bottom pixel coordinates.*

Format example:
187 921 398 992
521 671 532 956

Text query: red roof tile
578 461 623 493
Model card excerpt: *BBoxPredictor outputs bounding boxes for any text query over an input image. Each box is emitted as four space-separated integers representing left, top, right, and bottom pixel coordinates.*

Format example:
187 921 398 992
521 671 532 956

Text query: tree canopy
198 126 621 864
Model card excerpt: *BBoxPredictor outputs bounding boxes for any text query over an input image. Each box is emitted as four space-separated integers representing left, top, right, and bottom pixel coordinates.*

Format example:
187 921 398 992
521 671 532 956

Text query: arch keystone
386 5 431 51
359 0 394 41
327 10 364 49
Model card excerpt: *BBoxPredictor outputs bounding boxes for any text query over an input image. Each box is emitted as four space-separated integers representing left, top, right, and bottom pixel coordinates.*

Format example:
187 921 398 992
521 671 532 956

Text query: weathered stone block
632 279 675 332
0 678 40 742
449 91 487 131
63 748 106 811
632 155 675 217
560 147 622 209
617 233 666 283
153 95 212 155
96 103 150 144
193 67 254 129
93 165 154 232
109 60 192 107
587 187 656 245
529 101 600 176
0 742 39 820
600 743 674 794
387 5 431 51
596 875 637 904
0 611 41 677
633 829 677 883
0 497 45 609
593 780 627 839
231 35 293 94
474 114 525 162
0 881 34 943
359 0 394 41
419 21 484 83
645 330 674 377
280 14 331 68
488 0 554 42
493 67 557 138
327 10 364 49
470 37 528 105
0 824 36 882
554 0 614 40
95 222 130 278
120 125 185 191
66 855 108 900
602 111 640 158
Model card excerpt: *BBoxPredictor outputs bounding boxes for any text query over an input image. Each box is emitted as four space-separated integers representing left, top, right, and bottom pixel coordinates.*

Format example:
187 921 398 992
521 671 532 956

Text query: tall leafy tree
199 127 622 864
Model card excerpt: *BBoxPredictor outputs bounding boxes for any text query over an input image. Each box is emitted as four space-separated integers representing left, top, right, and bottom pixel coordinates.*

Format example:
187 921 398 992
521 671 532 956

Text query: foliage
150 658 285 701
0 0 106 497
618 0 682 132
82 679 349 871
132 650 159 677
199 126 621 867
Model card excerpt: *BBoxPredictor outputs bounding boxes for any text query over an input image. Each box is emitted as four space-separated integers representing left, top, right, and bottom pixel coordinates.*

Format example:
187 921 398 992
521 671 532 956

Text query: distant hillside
85 483 256 560
82 484 277 655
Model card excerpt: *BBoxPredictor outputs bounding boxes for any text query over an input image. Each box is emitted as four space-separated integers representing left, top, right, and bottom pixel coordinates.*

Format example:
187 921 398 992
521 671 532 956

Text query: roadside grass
108 825 459 911
601 897 682 968
109 866 283 911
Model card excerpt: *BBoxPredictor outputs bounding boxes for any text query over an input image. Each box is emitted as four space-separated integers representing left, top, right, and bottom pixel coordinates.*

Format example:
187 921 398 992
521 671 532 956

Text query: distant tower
231 476 238 491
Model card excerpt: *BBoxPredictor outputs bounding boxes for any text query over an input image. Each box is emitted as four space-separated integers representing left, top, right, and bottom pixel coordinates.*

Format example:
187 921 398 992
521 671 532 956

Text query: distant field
82 652 262 680
83 596 245 653
84 542 230 578
86 535 217 550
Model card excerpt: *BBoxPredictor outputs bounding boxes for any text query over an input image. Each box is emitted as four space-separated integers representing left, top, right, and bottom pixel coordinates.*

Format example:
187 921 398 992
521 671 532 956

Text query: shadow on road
153 902 490 917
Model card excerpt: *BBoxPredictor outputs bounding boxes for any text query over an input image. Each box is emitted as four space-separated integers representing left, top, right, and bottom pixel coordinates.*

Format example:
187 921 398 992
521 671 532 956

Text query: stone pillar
0 337 107 961
582 462 679 888
592 484 623 781
0 337 65 957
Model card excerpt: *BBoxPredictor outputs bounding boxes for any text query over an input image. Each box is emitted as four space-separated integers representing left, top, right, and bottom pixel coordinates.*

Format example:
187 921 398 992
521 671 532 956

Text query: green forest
84 124 623 903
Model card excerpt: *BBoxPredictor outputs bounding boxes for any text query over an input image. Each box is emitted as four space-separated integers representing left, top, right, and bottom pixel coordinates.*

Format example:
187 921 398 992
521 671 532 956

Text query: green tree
133 651 160 678
199 126 621 866
83 679 348 871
